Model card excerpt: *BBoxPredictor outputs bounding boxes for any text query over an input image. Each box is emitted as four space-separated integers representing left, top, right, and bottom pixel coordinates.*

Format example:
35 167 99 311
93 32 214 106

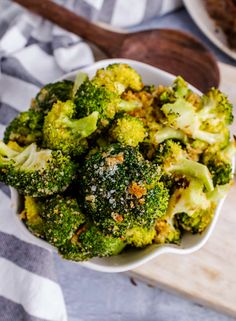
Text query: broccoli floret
22 195 86 248
92 63 143 95
75 80 140 127
153 126 188 145
159 76 191 103
167 178 221 234
4 110 44 146
43 100 99 156
155 140 214 192
161 97 230 146
79 225 126 256
59 224 126 261
167 178 212 217
125 226 156 247
176 209 214 234
31 80 74 114
110 114 146 147
21 196 45 237
40 195 86 247
159 80 232 146
155 218 181 245
0 141 77 196
75 80 117 123
81 144 169 237
201 141 235 186
200 88 233 128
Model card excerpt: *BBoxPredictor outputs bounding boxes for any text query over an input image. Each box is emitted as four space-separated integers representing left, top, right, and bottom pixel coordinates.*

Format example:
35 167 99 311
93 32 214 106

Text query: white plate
183 0 236 61
10 58 230 272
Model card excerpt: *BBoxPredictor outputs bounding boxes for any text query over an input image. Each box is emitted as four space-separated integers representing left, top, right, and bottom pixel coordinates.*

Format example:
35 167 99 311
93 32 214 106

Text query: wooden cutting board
130 62 236 318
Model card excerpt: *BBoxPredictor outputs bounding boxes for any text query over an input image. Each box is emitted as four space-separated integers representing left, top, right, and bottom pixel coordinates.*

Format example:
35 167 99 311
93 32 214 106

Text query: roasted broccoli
60 223 126 261
75 80 117 124
31 80 74 114
125 226 156 247
110 114 146 147
74 64 143 126
0 141 77 196
21 196 45 237
167 178 221 234
155 218 181 244
22 194 126 261
4 110 44 146
43 100 99 156
75 80 141 127
5 64 234 261
201 141 235 186
200 88 234 129
155 140 214 192
81 144 169 237
159 81 233 146
40 195 86 247
158 76 191 103
92 63 143 95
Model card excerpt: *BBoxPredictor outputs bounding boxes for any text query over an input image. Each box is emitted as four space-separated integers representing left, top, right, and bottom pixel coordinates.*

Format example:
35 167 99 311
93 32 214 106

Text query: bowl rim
10 58 232 272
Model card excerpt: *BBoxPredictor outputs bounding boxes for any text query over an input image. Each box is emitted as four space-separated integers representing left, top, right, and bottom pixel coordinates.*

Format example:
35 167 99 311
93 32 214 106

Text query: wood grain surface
131 62 236 318
14 0 219 92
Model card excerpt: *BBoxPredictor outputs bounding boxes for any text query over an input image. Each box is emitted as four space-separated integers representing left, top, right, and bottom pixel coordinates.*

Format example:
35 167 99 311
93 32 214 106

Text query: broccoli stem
118 100 142 112
168 158 214 192
0 141 18 158
154 127 187 145
71 111 99 137
72 72 88 97
194 130 225 145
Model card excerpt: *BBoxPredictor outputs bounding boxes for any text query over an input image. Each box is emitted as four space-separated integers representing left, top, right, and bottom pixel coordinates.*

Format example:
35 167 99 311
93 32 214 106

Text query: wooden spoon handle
13 0 125 56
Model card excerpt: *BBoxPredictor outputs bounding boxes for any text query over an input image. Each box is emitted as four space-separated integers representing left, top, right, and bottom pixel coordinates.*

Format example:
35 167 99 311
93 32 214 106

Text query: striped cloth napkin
0 1 182 320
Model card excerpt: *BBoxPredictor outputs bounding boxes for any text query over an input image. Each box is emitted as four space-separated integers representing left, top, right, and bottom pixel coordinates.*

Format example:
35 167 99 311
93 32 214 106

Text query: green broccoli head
80 144 169 237
21 196 45 238
59 224 126 261
92 63 143 95
167 178 219 234
22 195 86 247
201 141 235 186
40 195 85 247
110 114 146 147
155 218 181 245
75 80 117 124
159 76 190 103
0 141 77 196
161 97 230 146
125 226 156 247
200 88 234 128
159 79 232 147
75 80 142 127
43 100 99 157
31 80 74 114
4 110 44 146
176 208 215 234
155 140 214 192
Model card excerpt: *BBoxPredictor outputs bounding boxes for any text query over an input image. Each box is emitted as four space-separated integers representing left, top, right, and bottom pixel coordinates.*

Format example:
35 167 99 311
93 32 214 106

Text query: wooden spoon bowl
119 29 219 91
14 0 220 92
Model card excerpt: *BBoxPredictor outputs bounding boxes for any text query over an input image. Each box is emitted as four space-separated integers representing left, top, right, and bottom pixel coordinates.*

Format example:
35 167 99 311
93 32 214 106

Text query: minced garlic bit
111 212 124 222
105 152 124 167
85 195 96 202
128 181 147 199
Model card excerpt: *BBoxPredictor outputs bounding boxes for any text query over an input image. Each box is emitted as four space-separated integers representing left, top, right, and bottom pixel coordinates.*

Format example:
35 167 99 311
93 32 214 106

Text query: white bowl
10 59 229 272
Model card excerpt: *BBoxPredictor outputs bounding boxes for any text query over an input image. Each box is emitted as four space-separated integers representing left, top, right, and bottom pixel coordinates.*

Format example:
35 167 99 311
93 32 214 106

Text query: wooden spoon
14 0 220 92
